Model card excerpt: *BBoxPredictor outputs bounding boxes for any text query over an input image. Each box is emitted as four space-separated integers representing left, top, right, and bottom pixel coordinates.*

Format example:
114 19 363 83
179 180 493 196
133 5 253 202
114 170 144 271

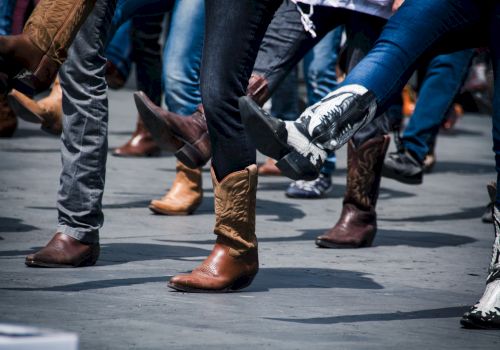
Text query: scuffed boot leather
8 77 63 135
149 161 203 215
113 116 161 157
316 135 390 248
168 165 259 292
25 232 100 268
0 94 17 137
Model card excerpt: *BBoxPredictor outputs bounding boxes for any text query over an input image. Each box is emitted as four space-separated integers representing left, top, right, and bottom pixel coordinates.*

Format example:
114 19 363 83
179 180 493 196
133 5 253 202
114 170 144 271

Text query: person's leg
315 11 391 248
0 0 16 35
167 0 282 293
112 13 164 158
0 0 98 96
258 68 299 177
461 4 500 329
140 0 205 215
286 27 343 198
383 49 474 185
240 0 484 180
25 0 117 267
105 20 133 88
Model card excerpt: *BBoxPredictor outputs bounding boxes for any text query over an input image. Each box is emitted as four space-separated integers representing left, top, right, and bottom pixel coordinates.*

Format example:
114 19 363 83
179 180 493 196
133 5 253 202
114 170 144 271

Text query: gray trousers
57 0 116 243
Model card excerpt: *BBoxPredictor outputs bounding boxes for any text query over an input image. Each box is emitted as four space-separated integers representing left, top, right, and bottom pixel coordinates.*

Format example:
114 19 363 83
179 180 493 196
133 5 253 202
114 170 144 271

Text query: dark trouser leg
201 0 282 180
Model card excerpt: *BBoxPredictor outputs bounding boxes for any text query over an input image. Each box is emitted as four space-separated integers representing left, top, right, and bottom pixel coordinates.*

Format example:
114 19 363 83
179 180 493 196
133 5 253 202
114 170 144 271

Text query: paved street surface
1 89 500 349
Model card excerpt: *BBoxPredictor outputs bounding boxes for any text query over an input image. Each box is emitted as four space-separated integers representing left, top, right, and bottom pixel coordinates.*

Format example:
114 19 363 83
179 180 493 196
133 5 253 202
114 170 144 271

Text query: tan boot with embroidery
168 165 259 292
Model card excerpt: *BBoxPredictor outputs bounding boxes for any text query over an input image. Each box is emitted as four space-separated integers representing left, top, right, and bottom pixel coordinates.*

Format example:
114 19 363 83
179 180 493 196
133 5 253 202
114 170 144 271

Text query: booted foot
0 34 58 96
149 161 203 215
316 136 389 248
168 237 258 293
461 206 500 329
134 91 210 167
112 116 161 157
286 173 332 199
316 203 376 248
258 158 282 176
382 150 423 185
8 78 63 135
168 165 259 293
0 94 17 137
240 85 377 180
25 232 99 268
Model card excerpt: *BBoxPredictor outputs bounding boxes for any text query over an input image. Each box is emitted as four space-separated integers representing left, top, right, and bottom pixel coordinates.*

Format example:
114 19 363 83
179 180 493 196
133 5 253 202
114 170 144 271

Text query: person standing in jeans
240 0 500 329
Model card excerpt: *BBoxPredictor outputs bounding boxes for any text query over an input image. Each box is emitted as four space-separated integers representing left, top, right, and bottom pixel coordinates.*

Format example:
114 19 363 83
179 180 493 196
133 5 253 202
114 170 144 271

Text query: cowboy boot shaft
212 165 258 255
23 0 97 65
345 135 391 210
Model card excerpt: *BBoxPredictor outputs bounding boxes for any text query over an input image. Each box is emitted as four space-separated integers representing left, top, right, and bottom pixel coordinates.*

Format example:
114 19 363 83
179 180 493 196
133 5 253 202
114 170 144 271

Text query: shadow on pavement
157 228 475 248
381 206 485 223
1 276 168 292
265 306 469 324
431 161 494 174
1 267 382 292
0 217 40 233
0 243 211 265
247 267 383 292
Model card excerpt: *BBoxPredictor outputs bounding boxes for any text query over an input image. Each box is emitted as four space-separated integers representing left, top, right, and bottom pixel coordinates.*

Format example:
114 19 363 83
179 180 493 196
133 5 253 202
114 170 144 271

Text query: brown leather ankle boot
25 232 100 268
0 0 96 96
113 116 161 157
316 135 390 248
8 77 62 135
149 161 203 215
0 94 17 137
168 165 259 292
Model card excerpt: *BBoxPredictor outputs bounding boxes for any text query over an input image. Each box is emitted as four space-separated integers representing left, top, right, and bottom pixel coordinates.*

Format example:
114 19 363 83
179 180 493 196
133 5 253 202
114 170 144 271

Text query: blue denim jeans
105 20 133 79
163 0 205 115
0 0 15 35
403 50 474 161
342 0 499 204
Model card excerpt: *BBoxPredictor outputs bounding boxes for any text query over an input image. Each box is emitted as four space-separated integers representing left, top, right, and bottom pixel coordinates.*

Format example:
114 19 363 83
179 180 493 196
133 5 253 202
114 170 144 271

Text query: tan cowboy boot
112 116 161 157
0 94 17 137
316 135 390 248
0 0 96 95
8 77 62 135
168 165 259 292
149 161 203 215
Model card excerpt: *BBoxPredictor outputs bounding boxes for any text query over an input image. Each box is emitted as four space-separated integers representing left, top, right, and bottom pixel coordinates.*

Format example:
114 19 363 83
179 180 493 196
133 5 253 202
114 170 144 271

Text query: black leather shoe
382 150 423 185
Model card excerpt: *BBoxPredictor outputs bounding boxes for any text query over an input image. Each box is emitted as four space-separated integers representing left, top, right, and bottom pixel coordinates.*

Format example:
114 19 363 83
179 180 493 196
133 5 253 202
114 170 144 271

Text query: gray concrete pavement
1 89 500 349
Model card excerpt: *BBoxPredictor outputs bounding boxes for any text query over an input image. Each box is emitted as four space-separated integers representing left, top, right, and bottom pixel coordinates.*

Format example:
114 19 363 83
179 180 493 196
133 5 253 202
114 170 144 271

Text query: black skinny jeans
202 1 398 179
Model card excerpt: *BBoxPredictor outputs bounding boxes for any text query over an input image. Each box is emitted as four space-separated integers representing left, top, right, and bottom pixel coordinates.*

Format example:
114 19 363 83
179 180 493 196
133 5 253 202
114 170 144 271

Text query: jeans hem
57 224 99 244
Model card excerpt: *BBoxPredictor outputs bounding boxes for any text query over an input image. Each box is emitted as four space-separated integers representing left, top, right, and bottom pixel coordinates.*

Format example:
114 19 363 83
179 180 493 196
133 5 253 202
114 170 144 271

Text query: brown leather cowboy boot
149 161 203 215
8 77 63 135
133 74 271 169
168 165 259 292
316 135 390 248
134 92 210 167
25 232 100 268
112 116 161 157
0 0 96 96
0 94 17 137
